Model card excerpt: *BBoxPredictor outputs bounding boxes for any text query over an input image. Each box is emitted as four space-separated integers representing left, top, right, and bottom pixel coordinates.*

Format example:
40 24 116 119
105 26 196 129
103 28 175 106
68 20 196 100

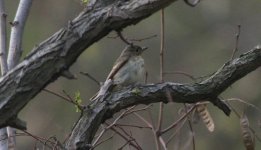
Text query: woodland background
3 0 261 149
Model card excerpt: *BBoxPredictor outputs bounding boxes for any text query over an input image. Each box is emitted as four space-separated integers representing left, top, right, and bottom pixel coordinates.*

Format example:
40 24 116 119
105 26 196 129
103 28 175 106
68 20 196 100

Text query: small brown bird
106 45 146 86
91 45 146 101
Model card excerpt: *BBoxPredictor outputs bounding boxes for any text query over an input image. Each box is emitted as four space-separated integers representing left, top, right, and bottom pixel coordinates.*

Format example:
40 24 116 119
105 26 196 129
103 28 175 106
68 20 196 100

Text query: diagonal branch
0 0 179 129
65 47 261 149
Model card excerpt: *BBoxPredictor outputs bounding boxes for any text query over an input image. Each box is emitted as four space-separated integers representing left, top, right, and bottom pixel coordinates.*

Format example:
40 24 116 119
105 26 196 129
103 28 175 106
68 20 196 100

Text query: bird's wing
106 55 130 81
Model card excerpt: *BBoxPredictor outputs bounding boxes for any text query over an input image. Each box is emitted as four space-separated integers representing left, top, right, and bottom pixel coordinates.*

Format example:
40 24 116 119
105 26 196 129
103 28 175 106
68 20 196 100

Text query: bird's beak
142 47 148 51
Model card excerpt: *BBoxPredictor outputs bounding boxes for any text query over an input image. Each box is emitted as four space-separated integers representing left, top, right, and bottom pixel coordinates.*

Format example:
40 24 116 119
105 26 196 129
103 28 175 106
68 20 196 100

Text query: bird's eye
136 49 139 52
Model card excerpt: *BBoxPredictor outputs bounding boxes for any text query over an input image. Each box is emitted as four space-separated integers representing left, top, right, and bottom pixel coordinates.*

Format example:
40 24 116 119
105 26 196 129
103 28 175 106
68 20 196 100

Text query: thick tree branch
65 47 261 149
0 0 178 128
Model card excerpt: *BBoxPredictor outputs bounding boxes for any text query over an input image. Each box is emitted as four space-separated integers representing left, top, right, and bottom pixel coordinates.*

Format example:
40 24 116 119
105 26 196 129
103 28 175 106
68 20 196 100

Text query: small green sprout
74 91 82 112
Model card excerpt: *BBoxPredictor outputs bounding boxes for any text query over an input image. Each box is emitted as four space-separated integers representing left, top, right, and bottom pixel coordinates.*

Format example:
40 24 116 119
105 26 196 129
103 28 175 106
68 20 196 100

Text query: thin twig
43 88 83 111
80 72 101 86
157 7 165 133
108 34 157 42
114 124 142 149
92 106 136 147
164 71 196 80
133 113 153 129
166 119 187 145
116 123 152 129
156 9 165 150
104 123 142 150
226 101 261 142
129 34 157 42
158 136 167 150
92 127 106 146
226 98 261 112
184 104 196 150
161 105 196 134
20 130 54 149
124 105 152 116
231 25 241 60
93 133 115 148
116 31 132 45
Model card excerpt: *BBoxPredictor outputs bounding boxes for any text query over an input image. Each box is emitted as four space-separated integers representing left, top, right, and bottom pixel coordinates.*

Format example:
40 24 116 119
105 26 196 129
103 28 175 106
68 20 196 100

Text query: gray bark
65 47 261 149
0 0 8 149
0 0 178 129
7 0 32 69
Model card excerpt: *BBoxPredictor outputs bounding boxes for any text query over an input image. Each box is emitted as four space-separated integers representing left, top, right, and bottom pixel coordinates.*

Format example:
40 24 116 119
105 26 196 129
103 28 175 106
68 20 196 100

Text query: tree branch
0 0 178 128
65 47 261 149
0 0 8 74
7 0 32 69
0 0 260 149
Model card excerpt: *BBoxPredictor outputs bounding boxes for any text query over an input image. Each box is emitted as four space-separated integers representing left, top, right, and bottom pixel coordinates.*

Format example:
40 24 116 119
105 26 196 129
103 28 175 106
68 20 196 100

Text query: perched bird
106 45 146 86
91 45 146 101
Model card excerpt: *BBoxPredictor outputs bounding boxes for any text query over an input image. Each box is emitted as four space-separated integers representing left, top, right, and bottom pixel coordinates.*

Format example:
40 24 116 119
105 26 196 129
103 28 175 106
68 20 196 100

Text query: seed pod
196 104 215 132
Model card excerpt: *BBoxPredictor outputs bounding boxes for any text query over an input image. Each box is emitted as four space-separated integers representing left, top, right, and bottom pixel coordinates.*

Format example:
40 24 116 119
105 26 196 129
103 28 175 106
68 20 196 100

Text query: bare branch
65 47 261 149
0 1 9 149
0 0 8 74
231 25 241 60
0 0 180 129
7 0 32 69
0 0 259 149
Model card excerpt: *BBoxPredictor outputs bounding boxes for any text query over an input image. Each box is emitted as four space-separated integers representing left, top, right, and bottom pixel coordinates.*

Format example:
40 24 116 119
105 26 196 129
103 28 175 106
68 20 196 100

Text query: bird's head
125 45 147 56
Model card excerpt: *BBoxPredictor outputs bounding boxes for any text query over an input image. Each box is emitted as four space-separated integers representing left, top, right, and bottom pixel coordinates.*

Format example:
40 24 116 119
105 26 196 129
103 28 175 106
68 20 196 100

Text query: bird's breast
113 56 145 86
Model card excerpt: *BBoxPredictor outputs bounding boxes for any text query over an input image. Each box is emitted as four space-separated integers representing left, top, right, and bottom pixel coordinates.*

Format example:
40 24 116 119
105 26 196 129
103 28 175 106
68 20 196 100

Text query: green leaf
81 0 89 4
74 91 82 112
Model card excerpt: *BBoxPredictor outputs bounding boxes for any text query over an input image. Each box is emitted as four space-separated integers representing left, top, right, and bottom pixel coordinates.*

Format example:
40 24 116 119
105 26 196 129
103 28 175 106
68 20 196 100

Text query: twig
104 123 142 150
108 34 157 42
164 71 196 80
93 133 115 148
92 128 106 146
157 7 165 134
184 104 196 150
116 123 152 129
116 31 132 45
118 139 135 150
20 130 54 149
129 34 157 42
158 136 167 150
124 105 152 116
155 9 166 150
226 98 261 113
161 105 196 134
92 106 136 147
0 0 8 74
226 101 261 142
43 88 83 111
166 118 187 145
106 106 136 129
44 136 63 149
231 25 241 60
114 124 142 149
80 72 101 86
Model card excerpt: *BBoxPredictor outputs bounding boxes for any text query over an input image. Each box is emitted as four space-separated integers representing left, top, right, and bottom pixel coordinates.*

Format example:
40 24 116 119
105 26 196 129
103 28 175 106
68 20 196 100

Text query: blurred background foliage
3 0 261 149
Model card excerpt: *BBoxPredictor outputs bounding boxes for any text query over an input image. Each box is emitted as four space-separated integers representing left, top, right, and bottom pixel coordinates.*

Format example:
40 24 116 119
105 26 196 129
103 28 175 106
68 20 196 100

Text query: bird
90 45 146 101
